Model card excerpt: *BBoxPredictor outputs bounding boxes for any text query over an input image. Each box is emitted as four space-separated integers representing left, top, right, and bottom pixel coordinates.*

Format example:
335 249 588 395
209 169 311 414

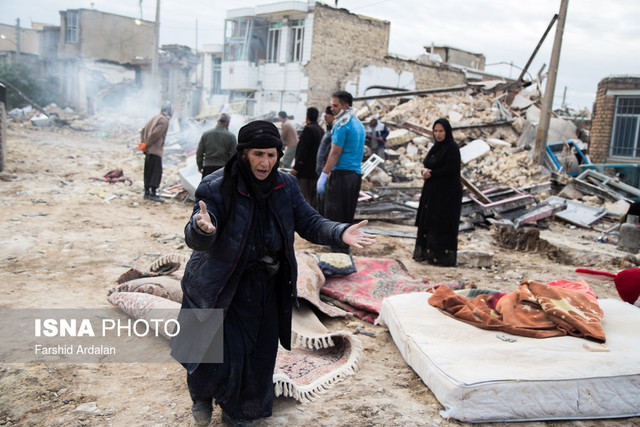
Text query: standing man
141 101 173 203
315 106 334 215
317 90 365 251
196 113 237 179
290 107 324 208
367 116 389 163
278 111 298 169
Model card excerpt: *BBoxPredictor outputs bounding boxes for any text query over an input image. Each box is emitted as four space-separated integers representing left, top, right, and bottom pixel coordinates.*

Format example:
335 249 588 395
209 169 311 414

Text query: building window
267 22 282 63
289 19 304 63
610 97 640 158
224 19 249 61
224 17 267 63
66 11 78 43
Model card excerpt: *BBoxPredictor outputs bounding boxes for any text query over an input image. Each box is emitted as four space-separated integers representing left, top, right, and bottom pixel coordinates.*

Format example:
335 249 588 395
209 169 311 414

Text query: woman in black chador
171 120 376 427
413 118 462 267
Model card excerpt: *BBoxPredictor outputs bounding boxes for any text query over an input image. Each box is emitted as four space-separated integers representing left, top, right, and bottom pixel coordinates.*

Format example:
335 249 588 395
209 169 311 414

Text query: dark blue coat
171 167 349 369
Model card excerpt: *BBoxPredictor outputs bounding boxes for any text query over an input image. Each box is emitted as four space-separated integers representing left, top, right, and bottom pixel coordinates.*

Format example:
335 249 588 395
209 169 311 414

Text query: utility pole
151 0 161 91
15 18 21 61
533 0 569 165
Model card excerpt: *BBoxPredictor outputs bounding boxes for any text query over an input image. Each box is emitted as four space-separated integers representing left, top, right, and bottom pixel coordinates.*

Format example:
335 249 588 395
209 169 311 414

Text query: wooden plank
460 174 492 204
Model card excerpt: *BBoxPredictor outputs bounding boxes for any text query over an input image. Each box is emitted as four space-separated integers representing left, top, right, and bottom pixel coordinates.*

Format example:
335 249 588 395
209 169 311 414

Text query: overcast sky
2 0 639 111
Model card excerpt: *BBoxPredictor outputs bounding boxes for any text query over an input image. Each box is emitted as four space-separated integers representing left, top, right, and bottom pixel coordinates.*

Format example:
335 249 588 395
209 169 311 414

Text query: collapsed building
347 75 640 263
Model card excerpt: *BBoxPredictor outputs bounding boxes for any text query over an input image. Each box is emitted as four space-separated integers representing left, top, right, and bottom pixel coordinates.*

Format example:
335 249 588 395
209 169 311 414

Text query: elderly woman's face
246 148 278 180
433 123 446 143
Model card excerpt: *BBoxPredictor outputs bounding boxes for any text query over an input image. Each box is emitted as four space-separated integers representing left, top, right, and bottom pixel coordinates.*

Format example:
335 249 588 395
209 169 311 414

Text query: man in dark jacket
290 107 324 208
315 106 334 215
141 102 172 202
195 113 237 178
171 120 375 427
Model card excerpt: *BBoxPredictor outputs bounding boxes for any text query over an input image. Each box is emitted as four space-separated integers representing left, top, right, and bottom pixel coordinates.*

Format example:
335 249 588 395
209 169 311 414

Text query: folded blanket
107 276 183 303
295 251 350 318
429 279 606 342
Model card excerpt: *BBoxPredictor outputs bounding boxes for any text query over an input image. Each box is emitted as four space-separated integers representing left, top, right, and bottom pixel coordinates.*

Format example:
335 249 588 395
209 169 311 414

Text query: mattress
378 294 640 423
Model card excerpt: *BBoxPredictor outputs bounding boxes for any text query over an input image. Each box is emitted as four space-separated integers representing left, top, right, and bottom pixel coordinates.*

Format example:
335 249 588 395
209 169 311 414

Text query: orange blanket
428 279 606 343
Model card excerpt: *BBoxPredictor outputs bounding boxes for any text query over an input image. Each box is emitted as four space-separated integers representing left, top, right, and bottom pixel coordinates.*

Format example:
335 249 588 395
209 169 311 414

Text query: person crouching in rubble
413 117 462 267
140 102 173 202
171 120 376 427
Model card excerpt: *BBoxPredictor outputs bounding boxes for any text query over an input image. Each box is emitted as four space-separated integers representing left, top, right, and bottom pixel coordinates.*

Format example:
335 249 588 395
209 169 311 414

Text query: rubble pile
351 85 640 261
466 148 546 188
371 90 506 134
354 88 549 187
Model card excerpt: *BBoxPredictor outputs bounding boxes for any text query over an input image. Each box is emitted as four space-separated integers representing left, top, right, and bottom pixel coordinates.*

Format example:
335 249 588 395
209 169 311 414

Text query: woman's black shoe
191 400 212 426
221 410 255 427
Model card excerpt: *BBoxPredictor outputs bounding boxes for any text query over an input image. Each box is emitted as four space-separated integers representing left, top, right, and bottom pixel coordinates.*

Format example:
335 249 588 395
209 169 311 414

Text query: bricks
590 76 640 163
306 4 465 110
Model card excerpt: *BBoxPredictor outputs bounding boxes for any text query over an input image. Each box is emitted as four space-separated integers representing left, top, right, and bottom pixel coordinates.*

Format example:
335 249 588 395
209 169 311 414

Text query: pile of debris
351 85 640 263
354 87 564 186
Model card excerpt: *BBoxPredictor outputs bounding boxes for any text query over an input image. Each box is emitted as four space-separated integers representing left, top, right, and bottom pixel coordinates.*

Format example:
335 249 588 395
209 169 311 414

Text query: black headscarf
424 118 456 168
220 120 285 219
433 118 454 145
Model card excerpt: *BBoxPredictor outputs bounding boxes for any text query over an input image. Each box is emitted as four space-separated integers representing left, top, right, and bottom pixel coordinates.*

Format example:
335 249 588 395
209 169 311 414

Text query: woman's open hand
342 220 376 249
196 200 215 234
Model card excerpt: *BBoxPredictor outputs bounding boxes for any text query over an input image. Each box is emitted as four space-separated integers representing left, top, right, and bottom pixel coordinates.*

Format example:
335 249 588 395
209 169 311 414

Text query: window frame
610 96 640 159
266 22 282 64
66 11 78 44
289 19 304 63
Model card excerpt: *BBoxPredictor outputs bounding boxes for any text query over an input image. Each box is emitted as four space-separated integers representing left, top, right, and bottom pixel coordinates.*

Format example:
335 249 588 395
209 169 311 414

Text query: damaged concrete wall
0 23 40 55
590 76 640 163
58 9 154 65
353 64 417 96
306 3 390 108
383 56 466 90
59 60 137 113
55 9 156 113
305 3 467 111
429 45 485 70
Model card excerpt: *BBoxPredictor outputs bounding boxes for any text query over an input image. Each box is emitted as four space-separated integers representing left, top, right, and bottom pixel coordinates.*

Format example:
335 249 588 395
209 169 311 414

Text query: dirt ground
0 124 638 427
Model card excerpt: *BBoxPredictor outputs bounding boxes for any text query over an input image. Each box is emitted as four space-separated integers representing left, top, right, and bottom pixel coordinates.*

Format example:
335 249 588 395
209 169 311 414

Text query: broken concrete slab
604 199 631 216
460 139 491 164
546 195 618 229
486 138 512 149
361 227 416 239
457 250 494 268
178 159 200 200
510 93 535 110
448 110 463 124
386 129 413 148
30 113 51 127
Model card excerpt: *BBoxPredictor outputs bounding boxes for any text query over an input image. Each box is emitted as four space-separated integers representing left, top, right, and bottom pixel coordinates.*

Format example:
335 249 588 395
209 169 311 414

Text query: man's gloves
316 172 328 195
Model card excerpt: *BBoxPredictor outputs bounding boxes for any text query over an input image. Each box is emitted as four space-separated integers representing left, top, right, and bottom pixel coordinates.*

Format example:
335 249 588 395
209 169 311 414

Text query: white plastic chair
361 154 384 179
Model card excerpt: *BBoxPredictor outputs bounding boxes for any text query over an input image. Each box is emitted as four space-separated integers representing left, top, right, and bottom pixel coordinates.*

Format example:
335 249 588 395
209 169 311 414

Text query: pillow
317 253 357 277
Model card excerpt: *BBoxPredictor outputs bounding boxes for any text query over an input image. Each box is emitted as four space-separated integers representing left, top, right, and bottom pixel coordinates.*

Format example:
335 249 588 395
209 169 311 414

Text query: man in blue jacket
171 120 375 427
316 91 366 252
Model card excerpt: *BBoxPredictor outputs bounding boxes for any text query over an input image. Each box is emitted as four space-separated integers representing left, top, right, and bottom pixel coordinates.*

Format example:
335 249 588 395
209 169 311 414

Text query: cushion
317 252 357 277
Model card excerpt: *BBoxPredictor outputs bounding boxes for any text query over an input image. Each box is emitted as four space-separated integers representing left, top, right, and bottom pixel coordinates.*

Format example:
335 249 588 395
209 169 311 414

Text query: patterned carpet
321 258 464 323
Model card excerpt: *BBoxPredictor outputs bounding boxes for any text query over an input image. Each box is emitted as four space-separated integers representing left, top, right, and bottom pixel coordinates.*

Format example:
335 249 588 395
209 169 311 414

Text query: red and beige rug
321 258 464 323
